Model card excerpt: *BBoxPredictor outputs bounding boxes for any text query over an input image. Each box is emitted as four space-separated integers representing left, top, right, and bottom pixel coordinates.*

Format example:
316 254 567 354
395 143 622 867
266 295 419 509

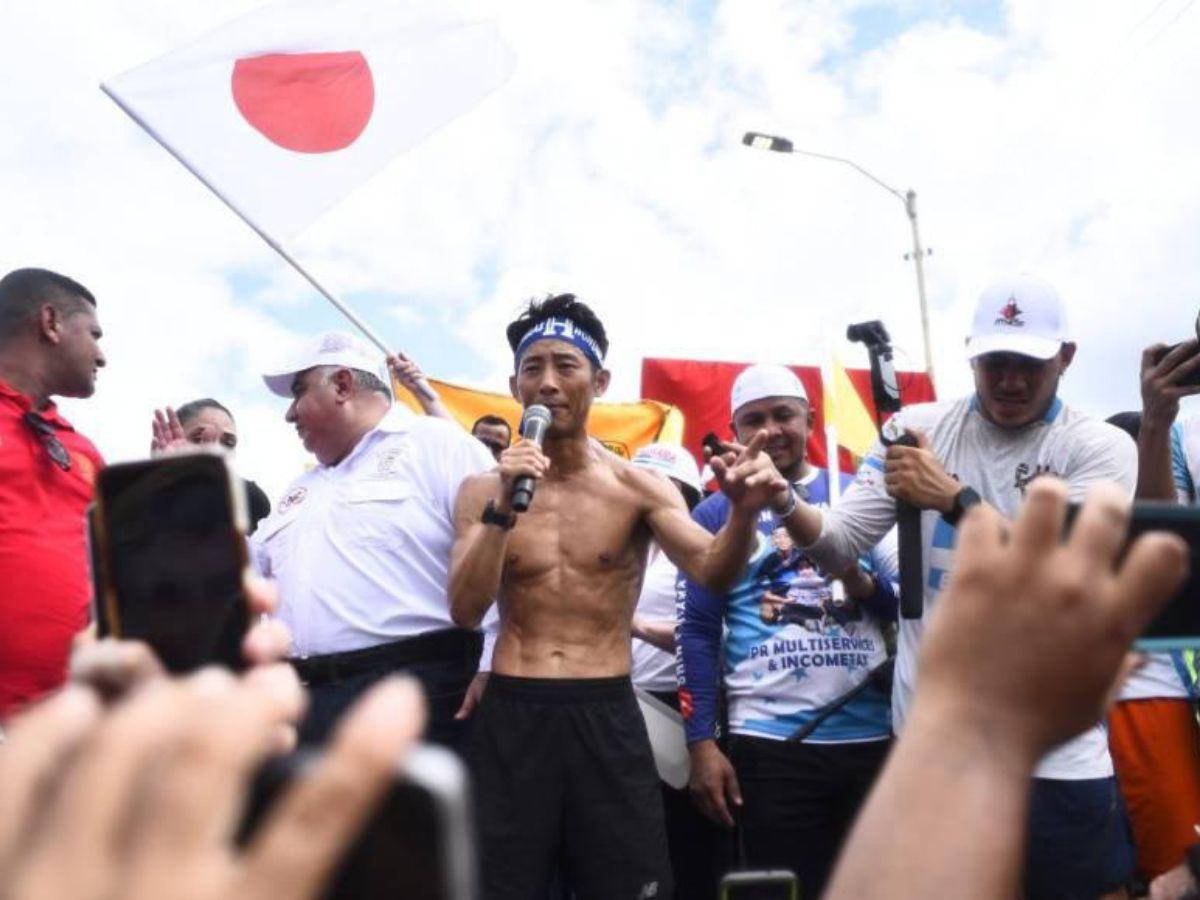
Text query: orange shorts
1109 697 1200 879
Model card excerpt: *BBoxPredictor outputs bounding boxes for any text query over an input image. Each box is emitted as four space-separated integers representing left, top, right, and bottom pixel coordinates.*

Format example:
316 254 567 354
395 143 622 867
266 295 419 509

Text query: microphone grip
511 478 535 513
897 501 924 619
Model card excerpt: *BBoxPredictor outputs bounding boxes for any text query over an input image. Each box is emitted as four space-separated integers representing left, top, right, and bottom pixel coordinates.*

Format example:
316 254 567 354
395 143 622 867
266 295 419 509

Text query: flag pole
100 82 439 402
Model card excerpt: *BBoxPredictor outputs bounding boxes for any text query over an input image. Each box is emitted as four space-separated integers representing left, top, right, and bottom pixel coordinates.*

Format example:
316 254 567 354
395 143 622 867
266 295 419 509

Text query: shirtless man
449 294 787 900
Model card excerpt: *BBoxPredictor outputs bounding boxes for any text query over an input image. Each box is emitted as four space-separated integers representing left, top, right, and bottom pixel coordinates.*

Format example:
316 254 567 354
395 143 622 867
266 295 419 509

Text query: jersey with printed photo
678 468 898 745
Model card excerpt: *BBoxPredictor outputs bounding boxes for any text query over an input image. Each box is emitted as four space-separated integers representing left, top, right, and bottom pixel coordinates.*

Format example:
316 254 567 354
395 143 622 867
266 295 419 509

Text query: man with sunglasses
0 267 106 721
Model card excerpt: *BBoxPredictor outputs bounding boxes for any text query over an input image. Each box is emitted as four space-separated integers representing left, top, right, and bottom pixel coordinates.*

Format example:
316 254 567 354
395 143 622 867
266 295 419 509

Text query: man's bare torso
491 442 656 678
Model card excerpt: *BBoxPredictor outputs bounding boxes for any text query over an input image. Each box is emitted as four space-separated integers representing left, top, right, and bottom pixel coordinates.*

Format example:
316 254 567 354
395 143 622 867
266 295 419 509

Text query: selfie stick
846 320 923 620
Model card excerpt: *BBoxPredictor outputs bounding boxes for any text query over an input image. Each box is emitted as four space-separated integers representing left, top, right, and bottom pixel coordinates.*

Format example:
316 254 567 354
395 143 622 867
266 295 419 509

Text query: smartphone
89 451 251 672
241 743 477 900
702 431 728 459
1066 502 1200 650
1151 342 1200 387
719 869 799 899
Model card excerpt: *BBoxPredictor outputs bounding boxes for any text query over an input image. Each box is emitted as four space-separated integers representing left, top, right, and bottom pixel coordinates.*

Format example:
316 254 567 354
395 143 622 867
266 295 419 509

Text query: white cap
730 363 808 415
262 331 391 398
632 443 703 494
966 274 1069 361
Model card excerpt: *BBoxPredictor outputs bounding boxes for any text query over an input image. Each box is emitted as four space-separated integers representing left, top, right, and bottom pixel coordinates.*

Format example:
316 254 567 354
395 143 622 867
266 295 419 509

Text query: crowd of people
2 264 1200 899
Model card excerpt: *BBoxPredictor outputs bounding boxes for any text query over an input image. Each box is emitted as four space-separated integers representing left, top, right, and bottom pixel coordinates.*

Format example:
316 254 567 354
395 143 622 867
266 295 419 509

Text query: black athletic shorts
469 674 672 900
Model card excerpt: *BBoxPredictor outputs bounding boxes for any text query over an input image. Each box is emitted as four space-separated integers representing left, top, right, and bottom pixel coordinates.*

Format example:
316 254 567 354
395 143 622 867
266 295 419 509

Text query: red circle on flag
231 51 374 153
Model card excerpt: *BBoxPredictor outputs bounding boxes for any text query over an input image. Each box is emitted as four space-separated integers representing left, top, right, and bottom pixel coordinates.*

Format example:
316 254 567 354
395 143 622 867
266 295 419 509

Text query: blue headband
514 317 605 370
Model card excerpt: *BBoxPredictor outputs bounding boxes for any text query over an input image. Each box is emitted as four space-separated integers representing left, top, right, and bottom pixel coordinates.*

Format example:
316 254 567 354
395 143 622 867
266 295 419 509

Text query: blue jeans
1024 775 1134 899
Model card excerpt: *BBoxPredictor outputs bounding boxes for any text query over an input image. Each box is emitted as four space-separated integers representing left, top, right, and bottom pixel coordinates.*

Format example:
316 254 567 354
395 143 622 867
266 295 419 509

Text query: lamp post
742 131 935 389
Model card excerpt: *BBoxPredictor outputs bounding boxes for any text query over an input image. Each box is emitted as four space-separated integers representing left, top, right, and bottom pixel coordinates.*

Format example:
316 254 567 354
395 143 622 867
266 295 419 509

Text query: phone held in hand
241 743 477 900
702 431 727 459
1151 342 1200 387
1067 502 1200 650
88 450 251 672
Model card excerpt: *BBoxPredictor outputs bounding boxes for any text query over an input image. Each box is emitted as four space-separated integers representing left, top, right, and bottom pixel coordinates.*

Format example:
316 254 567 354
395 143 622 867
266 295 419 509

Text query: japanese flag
103 0 515 240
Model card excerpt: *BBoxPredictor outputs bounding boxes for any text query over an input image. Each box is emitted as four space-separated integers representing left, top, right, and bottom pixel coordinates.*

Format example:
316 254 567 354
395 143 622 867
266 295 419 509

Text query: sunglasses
23 411 72 471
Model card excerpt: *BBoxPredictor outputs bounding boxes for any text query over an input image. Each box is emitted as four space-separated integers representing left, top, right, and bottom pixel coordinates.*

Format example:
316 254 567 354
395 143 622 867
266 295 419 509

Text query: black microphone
511 404 552 513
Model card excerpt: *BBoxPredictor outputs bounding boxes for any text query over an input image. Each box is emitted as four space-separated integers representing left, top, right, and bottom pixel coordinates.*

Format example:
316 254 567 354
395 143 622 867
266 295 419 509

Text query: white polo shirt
251 408 496 657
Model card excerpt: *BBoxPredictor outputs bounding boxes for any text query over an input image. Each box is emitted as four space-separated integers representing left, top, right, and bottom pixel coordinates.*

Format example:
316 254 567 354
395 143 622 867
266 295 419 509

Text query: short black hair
505 293 608 364
0 268 96 342
176 398 234 428
472 414 511 434
1105 410 1142 442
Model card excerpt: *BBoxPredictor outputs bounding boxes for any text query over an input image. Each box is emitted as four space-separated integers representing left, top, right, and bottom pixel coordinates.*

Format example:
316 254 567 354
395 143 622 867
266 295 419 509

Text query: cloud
2 0 1198 500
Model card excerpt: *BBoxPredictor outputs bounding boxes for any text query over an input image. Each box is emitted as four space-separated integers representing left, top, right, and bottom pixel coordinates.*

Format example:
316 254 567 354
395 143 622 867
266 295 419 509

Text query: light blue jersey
678 468 898 744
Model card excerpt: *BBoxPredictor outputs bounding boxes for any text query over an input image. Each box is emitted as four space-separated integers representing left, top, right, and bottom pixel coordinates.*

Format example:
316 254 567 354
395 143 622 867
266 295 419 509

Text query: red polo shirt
0 379 103 720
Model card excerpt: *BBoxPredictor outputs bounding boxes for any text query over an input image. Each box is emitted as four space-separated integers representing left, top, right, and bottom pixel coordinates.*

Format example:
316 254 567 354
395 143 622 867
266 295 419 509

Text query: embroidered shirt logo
375 448 406 477
277 486 308 513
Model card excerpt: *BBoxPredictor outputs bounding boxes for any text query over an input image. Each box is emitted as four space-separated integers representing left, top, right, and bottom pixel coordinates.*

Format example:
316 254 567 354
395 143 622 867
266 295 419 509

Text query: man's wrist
481 498 517 530
770 486 798 517
688 737 721 756
906 689 1041 777
1139 412 1175 435
936 482 962 514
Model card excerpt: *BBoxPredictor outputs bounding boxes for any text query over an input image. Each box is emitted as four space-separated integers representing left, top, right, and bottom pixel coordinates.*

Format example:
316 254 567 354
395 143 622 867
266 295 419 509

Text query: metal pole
101 82 439 401
743 134 938 394
905 190 935 388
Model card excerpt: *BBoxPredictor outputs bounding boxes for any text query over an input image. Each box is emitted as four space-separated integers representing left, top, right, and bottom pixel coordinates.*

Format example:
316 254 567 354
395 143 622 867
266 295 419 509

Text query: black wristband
481 499 517 530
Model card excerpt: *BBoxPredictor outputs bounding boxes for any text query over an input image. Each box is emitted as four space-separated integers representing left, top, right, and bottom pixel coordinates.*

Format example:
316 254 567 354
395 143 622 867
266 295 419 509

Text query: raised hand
495 441 550 511
0 674 422 900
149 407 189 456
1141 339 1200 429
385 352 424 392
915 477 1187 757
711 430 789 513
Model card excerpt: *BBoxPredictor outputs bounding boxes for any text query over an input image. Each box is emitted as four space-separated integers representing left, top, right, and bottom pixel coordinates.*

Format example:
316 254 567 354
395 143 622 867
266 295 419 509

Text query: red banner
640 358 936 473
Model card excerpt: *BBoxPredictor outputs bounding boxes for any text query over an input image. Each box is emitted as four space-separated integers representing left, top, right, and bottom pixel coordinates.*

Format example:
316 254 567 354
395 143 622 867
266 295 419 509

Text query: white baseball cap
966 274 1069 361
632 443 703 495
262 331 391 398
730 364 808 415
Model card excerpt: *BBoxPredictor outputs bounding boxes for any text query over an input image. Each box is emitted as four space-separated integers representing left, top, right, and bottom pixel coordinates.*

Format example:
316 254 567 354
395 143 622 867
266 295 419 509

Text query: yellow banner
823 356 879 459
394 377 684 459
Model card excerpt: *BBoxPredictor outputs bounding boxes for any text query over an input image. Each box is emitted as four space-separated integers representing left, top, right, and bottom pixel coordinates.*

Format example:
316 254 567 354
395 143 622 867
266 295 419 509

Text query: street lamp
742 131 936 389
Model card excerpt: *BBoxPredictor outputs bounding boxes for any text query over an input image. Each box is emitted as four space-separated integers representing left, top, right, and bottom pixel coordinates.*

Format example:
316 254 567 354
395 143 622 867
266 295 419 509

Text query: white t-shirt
251 408 496 656
808 395 1137 780
630 546 680 694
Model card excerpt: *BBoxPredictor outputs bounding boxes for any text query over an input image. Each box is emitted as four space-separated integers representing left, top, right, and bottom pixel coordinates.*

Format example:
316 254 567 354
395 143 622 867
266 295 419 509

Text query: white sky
3 0 1199 500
